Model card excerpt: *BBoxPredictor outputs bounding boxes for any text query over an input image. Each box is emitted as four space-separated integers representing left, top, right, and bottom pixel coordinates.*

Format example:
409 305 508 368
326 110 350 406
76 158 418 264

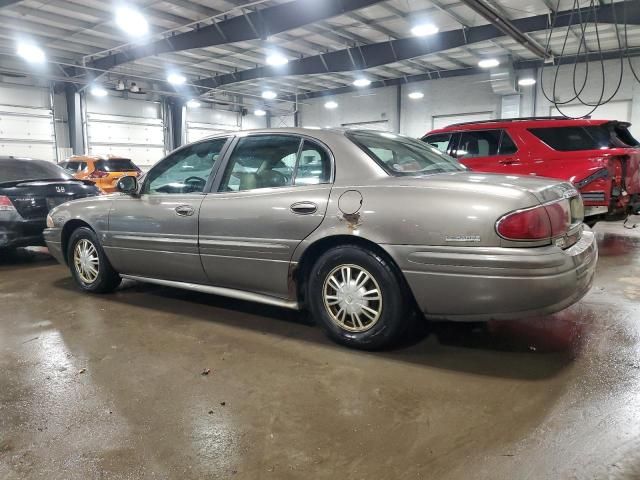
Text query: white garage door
0 104 56 161
432 112 493 130
186 121 236 143
87 112 165 170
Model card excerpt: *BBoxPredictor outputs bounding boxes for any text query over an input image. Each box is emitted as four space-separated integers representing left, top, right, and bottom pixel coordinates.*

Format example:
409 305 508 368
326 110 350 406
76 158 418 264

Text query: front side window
144 138 227 194
348 131 465 176
457 130 501 158
422 133 453 154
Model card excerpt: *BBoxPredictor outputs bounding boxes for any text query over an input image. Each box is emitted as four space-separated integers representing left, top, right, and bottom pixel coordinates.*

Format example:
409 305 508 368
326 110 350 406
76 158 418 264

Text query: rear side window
220 135 302 191
529 127 602 151
0 160 71 183
295 141 331 185
457 130 501 158
95 158 139 172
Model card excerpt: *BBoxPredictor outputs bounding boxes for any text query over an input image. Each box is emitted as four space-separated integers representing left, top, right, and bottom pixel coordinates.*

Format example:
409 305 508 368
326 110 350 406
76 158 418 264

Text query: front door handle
175 205 195 216
290 201 318 215
499 158 517 165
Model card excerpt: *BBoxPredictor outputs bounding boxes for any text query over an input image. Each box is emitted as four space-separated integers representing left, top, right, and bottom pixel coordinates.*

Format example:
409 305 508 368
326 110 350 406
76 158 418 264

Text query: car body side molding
120 274 300 310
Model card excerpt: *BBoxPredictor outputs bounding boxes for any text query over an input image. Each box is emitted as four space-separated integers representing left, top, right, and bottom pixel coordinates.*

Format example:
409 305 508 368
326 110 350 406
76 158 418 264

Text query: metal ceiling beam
87 0 387 72
196 1 640 89
282 46 640 101
459 0 549 58
0 0 22 8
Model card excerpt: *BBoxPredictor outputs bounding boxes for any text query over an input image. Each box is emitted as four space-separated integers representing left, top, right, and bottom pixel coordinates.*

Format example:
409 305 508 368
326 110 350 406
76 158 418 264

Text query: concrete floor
1 223 640 479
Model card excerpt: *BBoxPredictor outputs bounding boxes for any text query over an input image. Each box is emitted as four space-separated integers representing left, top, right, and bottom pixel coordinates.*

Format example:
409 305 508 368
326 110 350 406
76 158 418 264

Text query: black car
0 157 100 251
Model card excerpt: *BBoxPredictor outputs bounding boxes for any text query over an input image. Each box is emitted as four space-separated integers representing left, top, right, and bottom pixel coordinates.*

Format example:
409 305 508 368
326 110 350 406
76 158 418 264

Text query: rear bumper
43 227 65 264
0 213 46 248
385 227 598 321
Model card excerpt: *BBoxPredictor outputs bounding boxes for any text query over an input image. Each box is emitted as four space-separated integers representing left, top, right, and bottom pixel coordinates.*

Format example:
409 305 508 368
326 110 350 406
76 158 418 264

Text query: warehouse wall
400 74 502 137
299 85 400 132
535 57 640 136
2 57 640 160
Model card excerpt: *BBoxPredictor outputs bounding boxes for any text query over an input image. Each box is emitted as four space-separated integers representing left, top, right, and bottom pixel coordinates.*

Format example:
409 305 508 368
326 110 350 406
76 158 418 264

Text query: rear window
347 131 465 176
530 124 639 151
0 160 71 183
94 158 139 172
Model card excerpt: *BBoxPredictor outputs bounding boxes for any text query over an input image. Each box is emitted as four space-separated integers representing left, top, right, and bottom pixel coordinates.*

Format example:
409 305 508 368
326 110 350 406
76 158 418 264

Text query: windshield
95 158 140 172
0 159 72 183
347 131 466 176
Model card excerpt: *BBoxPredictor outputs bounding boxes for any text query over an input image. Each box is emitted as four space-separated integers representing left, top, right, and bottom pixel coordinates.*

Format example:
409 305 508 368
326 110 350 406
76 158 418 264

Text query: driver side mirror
116 175 138 195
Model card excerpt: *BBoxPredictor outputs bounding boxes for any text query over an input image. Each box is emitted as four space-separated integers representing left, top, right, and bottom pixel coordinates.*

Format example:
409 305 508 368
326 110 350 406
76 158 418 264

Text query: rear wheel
67 227 121 293
308 245 412 350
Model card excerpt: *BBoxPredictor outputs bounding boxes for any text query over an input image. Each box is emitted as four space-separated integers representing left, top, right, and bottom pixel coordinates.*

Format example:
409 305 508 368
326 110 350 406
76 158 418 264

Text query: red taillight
89 170 108 179
497 206 551 240
545 201 571 236
0 195 16 211
497 200 571 241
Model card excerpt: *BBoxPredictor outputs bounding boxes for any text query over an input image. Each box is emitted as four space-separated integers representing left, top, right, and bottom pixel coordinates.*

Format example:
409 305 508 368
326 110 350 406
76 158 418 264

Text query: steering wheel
183 176 206 192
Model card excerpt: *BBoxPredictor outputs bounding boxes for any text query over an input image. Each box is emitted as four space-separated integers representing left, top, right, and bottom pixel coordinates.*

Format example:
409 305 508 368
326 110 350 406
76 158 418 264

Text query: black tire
67 227 121 293
308 245 412 350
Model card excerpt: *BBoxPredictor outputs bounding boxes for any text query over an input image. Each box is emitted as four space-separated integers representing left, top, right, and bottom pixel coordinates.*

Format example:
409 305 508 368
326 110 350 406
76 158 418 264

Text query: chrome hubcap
323 264 383 333
73 239 99 284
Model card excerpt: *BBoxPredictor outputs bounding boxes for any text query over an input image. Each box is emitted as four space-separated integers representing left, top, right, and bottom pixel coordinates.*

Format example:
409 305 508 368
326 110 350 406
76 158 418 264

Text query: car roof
66 155 130 162
191 127 415 143
427 117 621 135
0 156 49 163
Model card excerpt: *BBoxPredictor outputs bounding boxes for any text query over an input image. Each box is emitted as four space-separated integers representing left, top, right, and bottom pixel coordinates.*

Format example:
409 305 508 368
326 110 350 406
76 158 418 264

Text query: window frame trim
210 132 335 194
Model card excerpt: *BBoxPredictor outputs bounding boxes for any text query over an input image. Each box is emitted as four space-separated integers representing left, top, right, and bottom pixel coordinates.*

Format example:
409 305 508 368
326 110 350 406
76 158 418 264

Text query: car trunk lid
2 179 99 220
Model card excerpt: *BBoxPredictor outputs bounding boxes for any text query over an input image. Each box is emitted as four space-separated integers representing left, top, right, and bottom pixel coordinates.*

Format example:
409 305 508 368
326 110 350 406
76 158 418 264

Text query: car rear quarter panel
292 176 543 266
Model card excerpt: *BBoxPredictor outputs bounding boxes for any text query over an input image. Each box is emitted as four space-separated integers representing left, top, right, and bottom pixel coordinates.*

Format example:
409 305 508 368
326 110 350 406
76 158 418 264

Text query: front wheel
308 245 413 350
67 227 121 293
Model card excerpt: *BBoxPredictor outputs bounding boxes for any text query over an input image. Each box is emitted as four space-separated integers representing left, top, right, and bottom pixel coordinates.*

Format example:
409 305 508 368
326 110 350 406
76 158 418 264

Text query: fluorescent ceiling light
411 24 439 36
167 73 186 85
324 101 338 109
265 52 288 66
254 109 267 116
90 85 108 97
408 91 424 99
478 58 500 68
16 42 45 63
518 77 537 86
115 6 148 37
353 78 371 87
186 99 201 108
261 90 277 100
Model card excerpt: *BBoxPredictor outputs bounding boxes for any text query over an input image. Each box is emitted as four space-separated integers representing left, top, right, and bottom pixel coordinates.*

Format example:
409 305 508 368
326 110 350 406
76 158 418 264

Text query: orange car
59 155 141 193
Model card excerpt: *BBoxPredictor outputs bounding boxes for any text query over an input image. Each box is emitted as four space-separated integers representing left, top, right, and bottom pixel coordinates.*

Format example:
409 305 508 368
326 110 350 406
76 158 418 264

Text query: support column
396 84 402 133
166 97 185 150
65 84 85 154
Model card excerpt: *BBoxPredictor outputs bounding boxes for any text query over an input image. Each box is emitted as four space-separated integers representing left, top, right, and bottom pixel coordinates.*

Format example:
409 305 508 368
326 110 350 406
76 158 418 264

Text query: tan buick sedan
44 129 597 349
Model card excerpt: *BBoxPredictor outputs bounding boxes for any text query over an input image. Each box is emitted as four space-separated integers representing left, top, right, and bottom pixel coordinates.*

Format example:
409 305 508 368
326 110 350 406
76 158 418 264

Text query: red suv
423 118 640 225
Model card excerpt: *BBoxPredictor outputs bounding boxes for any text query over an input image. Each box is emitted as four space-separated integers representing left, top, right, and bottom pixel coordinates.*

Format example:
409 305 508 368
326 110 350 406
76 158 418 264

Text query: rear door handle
290 202 318 215
499 158 517 165
175 205 195 216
